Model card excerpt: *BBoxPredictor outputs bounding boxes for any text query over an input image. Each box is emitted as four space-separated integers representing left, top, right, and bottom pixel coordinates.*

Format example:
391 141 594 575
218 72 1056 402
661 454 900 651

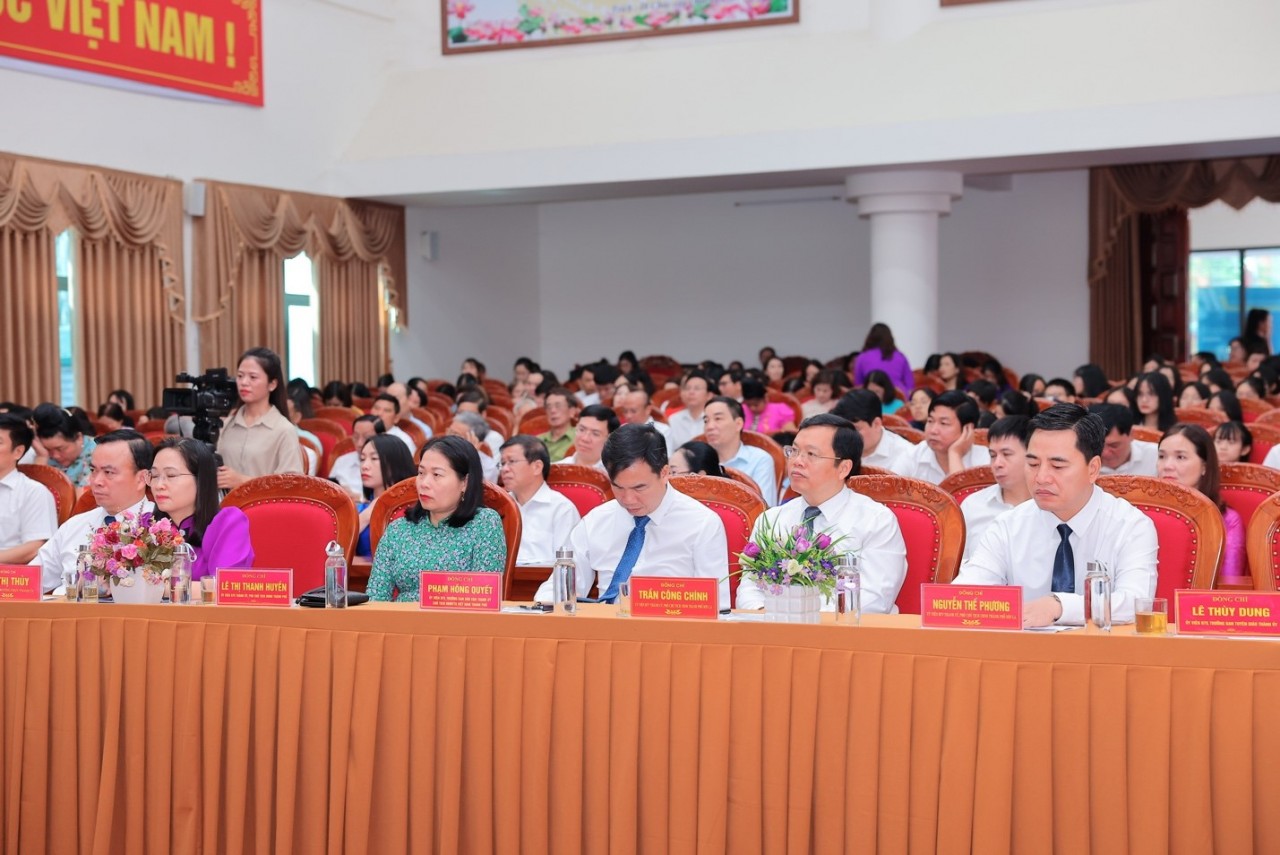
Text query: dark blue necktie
1052 523 1074 593
102 515 116 526
802 505 821 534
601 515 650 603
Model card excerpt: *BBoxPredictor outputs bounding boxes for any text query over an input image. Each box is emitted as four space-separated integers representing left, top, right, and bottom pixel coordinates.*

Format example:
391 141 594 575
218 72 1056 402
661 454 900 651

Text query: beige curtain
193 181 404 385
0 153 184 407
1089 156 1280 377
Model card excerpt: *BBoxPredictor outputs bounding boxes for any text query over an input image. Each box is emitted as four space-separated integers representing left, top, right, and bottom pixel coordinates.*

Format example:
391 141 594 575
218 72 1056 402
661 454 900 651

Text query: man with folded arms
906 390 991 484
960 415 1032 560
735 414 907 612
34 430 154 593
702 396 777 505
954 404 1157 627
499 435 580 565
535 424 728 608
556 404 618 474
0 414 57 563
831 389 915 476
1090 403 1158 476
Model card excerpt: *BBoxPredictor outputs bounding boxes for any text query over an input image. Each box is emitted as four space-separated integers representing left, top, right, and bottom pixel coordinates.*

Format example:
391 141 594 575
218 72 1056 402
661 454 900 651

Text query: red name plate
920 584 1023 630
419 571 501 612
1175 590 1280 636
630 576 719 620
0 564 41 601
215 569 293 607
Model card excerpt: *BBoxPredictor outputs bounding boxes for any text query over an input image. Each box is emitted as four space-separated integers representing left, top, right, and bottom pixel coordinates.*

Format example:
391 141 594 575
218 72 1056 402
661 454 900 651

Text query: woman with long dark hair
1133 372 1176 432
1244 308 1271 356
355 434 416 558
1158 424 1243 578
150 438 254 581
852 323 914 395
215 347 304 490
1073 364 1110 399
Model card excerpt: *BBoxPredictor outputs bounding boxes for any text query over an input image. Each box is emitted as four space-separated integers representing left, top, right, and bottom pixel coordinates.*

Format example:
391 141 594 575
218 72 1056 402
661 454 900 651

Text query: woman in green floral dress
367 435 506 601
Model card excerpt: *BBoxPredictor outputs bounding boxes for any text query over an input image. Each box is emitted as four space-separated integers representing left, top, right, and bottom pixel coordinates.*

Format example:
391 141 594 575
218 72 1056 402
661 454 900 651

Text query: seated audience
954 404 1157 627
537 387 580 463
1042 377 1077 403
740 379 796 434
1090 403 1157 476
992 389 1033 419
446 411 499 483
736 414 907 612
1133 371 1176 431
617 350 638 377
150 438 254 581
906 387 935 430
321 380 353 407
329 414 384 498
33 430 154 592
534 424 729 607
1202 368 1233 395
964 379 998 427
96 403 130 431
960 416 1032 560
764 356 786 385
618 387 674 452
701 396 778 505
369 393 418 455
669 441 724 476
215 347 304 490
1235 375 1266 400
106 389 135 412
802 369 846 418
355 434 417 558
831 389 915 476
852 323 914 394
1179 381 1210 408
933 352 963 391
667 371 714 449
32 403 96 489
803 359 824 385
499 435 581 565
1019 373 1046 397
367 436 506 602
1208 389 1244 424
718 369 745 400
1214 420 1252 464
557 404 618 473
460 357 486 380
386 382 434 441
1158 423 1244 578
0 414 57 563
864 369 905 415
1104 384 1137 410
905 390 991 484
455 389 506 450
1073 364 1110 399
979 358 1010 392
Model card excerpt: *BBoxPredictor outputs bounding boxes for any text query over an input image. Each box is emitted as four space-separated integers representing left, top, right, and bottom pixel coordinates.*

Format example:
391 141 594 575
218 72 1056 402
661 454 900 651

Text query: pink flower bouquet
85 511 185 588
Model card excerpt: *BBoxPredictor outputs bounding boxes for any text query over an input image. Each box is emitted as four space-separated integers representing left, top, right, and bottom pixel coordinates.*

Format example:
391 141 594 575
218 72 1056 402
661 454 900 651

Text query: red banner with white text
0 0 262 105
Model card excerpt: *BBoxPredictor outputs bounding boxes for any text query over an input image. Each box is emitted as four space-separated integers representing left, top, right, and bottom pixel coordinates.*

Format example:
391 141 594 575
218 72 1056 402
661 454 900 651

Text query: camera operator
216 347 303 490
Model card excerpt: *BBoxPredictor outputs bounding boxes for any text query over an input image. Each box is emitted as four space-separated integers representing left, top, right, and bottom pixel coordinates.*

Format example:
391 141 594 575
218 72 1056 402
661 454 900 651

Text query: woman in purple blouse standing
149 438 254 581
852 323 915 395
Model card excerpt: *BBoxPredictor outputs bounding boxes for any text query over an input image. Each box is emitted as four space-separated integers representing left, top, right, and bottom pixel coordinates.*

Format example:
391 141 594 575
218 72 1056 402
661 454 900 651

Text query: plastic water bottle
552 548 576 615
835 552 861 624
76 544 97 602
1085 561 1112 632
324 541 348 608
170 543 194 604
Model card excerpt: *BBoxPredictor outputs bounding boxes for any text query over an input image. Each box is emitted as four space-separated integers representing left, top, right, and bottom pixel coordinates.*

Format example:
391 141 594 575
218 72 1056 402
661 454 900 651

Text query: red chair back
221 475 359 593
1245 493 1280 590
1239 397 1273 424
847 474 965 614
1096 475 1223 600
18 464 75 525
887 425 925 445
315 407 359 430
1245 423 1280 465
938 466 997 505
669 475 766 608
547 464 614 517
1218 463 1280 579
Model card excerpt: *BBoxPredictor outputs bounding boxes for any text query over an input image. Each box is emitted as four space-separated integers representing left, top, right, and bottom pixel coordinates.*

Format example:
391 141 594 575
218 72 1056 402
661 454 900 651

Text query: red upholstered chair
847 474 965 614
669 474 766 608
1238 397 1273 424
1243 423 1280 465
18 464 75 525
741 430 786 493
221 474 359 593
395 419 427 453
1255 408 1280 427
1096 475 1223 599
518 414 551 437
71 489 98 517
1245 493 1280 590
298 434 324 476
1218 463 1280 581
639 355 683 387
723 467 764 499
780 466 893 504
487 406 515 437
938 465 996 505
971 428 989 447
410 407 441 435
547 464 614 517
1174 407 1225 429
369 478 522 597
315 406 360 430
881 413 911 429
135 420 167 435
887 425 925 445
1130 426 1163 444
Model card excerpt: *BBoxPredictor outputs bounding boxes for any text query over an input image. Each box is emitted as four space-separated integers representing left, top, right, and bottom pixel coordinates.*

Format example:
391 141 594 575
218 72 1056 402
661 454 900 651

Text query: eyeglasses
783 446 842 464
145 470 195 485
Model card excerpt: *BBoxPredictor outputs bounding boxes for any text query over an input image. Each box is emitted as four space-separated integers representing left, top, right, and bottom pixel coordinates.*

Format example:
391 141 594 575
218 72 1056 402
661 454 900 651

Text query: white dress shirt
735 488 907 614
1101 439 1158 476
863 428 917 476
387 424 417 454
328 451 361 497
666 408 704 451
556 455 607 474
1261 445 1280 471
513 482 581 565
479 449 499 483
0 468 57 550
32 498 154 592
408 415 434 441
959 483 1023 561
905 441 991 485
534 483 729 608
721 442 778 506
577 391 601 408
953 485 1157 625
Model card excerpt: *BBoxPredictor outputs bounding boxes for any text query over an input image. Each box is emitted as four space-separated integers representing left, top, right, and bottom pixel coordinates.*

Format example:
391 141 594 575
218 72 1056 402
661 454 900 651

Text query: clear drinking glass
616 581 631 617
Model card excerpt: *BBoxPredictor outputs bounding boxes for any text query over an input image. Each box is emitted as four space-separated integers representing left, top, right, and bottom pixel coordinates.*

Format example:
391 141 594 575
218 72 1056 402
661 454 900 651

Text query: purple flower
816 533 832 550
742 542 761 559
795 538 811 552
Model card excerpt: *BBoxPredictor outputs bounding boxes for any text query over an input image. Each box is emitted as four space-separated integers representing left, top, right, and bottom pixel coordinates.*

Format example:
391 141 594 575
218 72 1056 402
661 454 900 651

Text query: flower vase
762 585 822 624
109 569 166 605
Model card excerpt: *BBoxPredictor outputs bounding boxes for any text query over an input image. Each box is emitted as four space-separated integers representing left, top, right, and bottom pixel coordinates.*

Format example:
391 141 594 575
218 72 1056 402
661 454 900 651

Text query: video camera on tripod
161 369 237 449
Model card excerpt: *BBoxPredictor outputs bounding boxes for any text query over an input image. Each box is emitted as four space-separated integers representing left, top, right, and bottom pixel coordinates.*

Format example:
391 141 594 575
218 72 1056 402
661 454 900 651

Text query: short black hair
373 393 400 414
95 429 154 473
407 436 484 528
353 413 385 434
1044 378 1076 397
987 415 1031 447
544 386 581 409
681 371 713 392
673 441 723 477
577 405 620 433
1088 403 1134 436
1209 389 1244 423
500 434 551 479
1203 368 1233 392
0 413 34 457
929 390 981 427
740 378 767 401
1027 403 1105 462
996 390 1033 417
514 357 539 372
797 412 863 477
707 396 744 421
588 363 619 386
456 389 489 410
33 403 83 441
601 423 668 480
966 379 998 406
831 389 882 426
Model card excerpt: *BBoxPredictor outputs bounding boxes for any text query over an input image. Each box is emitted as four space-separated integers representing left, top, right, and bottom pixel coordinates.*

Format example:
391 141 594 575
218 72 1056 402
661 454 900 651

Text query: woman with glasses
149 438 254 582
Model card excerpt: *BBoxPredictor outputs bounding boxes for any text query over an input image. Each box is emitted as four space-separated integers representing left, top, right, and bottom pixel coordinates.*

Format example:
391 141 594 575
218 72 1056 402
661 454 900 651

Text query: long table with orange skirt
1 601 1278 854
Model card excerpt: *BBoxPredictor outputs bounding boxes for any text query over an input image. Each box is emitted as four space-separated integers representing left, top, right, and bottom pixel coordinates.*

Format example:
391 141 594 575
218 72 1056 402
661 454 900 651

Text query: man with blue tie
953 403 1158 627
534 423 729 608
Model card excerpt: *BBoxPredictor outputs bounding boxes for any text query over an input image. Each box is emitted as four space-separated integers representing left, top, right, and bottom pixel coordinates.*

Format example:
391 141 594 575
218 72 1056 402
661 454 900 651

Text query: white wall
1190 199 1280 250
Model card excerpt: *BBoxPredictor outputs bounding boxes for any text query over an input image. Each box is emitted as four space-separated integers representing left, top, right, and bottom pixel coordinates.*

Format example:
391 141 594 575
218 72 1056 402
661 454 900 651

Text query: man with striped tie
534 423 728 609
733 414 907 613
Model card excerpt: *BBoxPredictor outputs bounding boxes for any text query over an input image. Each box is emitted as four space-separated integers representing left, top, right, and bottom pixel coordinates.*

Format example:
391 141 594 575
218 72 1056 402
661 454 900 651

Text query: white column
845 171 963 367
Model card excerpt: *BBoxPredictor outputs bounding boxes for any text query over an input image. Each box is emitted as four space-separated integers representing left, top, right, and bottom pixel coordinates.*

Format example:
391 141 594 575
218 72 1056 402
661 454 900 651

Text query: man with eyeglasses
735 414 907 613
33 430 154 593
536 387 580 463
556 405 618 474
499 435 580 565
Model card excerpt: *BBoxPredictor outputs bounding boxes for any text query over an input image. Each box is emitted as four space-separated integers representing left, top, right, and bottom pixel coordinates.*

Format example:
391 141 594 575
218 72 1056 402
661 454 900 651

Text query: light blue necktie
601 515 650 603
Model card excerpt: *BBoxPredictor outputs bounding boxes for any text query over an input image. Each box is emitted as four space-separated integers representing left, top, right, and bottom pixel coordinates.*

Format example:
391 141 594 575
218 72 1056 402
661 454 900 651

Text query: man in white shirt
617 389 674 454
960 415 1032 560
906 390 991 484
736 414 907 612
1091 403 1158 476
575 364 604 408
535 424 729 607
33 430 155 593
499 435 581 565
832 389 916 476
456 390 506 452
954 404 1158 627
717 370 744 401
370 394 417 455
556 405 618 474
666 371 713 450
702 397 778 505
328 415 383 498
386 382 434 442
447 411 499 483
0 414 57 563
